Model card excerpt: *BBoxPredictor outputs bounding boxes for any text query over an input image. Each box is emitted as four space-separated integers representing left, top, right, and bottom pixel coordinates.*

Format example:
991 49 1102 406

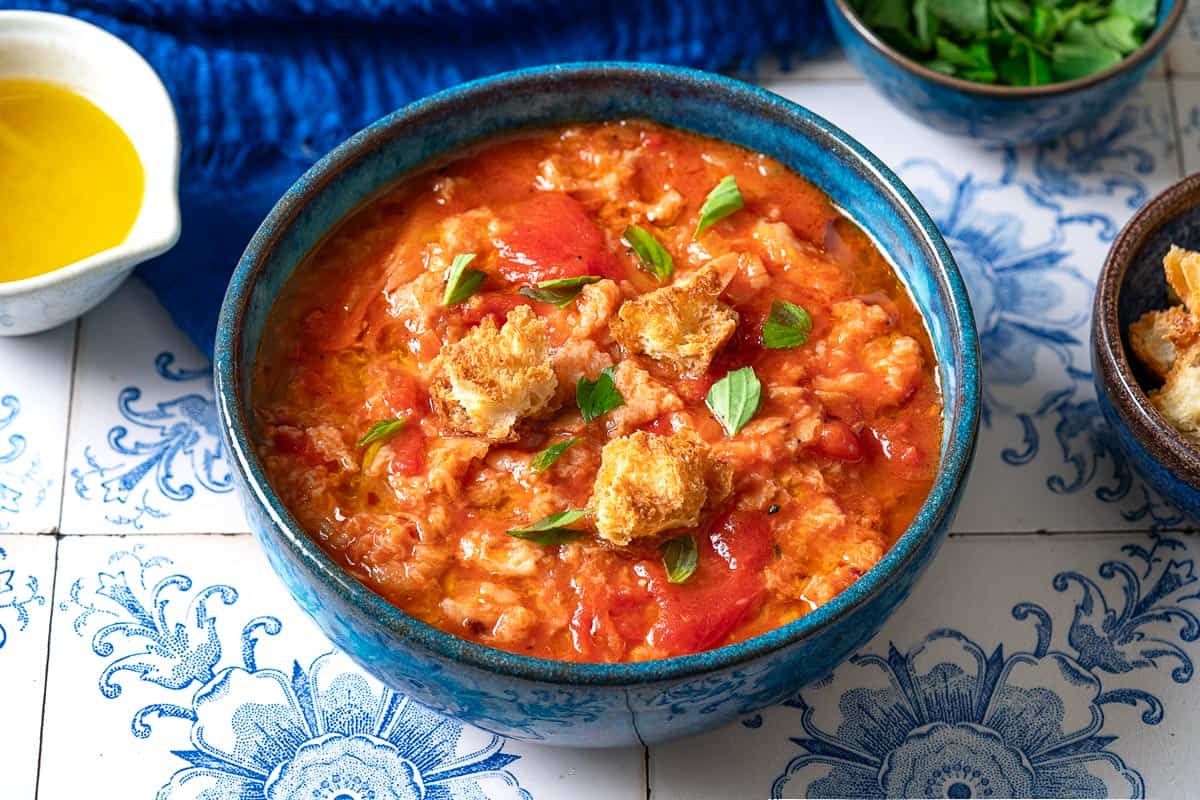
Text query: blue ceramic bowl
1093 173 1200 521
214 63 981 747
824 0 1185 144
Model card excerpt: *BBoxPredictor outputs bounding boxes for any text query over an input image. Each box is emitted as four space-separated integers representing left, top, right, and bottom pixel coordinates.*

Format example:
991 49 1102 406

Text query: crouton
590 431 732 546
1152 343 1200 445
609 264 738 374
1165 245 1200 311
430 305 557 441
1129 306 1197 380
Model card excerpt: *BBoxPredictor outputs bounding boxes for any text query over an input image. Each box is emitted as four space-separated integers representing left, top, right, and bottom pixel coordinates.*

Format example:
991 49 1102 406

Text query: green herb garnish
848 0 1157 87
763 300 813 350
576 367 625 423
442 253 486 306
531 438 580 471
507 508 590 544
357 418 407 471
625 225 674 281
662 535 699 583
705 366 762 436
694 175 744 238
519 275 602 307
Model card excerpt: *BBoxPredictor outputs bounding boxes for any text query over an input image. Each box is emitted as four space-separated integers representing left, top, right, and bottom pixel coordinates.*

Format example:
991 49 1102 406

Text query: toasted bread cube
430 305 557 441
1165 245 1200 311
609 264 737 374
590 431 732 546
1152 343 1200 446
1130 307 1187 380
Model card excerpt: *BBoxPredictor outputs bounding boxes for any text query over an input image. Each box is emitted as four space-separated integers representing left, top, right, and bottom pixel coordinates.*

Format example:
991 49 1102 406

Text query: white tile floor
5 9 1200 795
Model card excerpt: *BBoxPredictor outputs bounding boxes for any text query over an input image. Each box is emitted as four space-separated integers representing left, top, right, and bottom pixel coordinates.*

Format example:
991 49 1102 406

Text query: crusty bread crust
590 430 732 546
430 305 557 441
609 263 738 375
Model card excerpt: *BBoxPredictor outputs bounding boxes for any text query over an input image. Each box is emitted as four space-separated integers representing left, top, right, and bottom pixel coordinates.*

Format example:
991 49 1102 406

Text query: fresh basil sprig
519 276 601 307
531 438 579 471
576 367 625 423
662 535 699 583
763 300 813 350
706 366 761 436
625 225 674 281
443 253 486 306
507 508 590 544
694 175 744 238
848 0 1156 87
357 418 407 470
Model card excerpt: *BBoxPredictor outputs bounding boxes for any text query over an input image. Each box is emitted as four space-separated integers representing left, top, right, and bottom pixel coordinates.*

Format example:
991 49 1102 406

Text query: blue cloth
5 0 833 354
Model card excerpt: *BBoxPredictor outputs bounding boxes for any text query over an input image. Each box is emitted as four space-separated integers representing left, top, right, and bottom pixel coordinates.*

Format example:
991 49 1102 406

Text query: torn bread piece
609 263 737 374
430 305 557 441
1129 306 1197 380
1152 342 1200 445
1165 245 1200 311
590 430 732 546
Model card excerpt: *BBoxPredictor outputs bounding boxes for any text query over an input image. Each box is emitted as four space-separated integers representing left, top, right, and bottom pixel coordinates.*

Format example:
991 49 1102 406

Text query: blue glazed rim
215 62 981 686
828 0 1185 98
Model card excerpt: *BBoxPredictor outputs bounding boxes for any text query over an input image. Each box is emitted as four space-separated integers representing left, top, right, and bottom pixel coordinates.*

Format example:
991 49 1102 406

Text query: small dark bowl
1093 173 1200 521
824 0 1185 144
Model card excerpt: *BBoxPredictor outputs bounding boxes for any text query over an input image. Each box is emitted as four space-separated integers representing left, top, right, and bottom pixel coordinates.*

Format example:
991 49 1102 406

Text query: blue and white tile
0 323 75 534
39 534 645 800
59 280 245 534
1176 77 1200 174
651 531 1200 799
0 534 55 800
769 78 1184 532
1167 2 1200 76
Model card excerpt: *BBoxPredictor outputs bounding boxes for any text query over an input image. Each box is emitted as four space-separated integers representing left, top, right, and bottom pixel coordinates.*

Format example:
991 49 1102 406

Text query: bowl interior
219 63 980 683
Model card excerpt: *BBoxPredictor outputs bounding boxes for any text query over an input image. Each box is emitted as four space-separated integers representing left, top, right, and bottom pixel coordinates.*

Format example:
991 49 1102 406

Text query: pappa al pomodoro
252 121 944 662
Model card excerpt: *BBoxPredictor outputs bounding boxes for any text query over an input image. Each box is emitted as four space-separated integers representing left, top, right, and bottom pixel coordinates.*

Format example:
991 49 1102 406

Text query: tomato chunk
387 425 426 477
644 511 773 654
816 420 863 463
495 193 623 283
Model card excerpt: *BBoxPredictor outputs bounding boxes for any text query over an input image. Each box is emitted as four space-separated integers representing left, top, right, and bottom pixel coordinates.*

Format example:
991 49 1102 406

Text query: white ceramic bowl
0 10 180 335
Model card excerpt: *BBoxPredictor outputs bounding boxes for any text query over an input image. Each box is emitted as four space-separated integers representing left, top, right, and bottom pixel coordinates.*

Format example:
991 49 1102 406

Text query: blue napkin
5 0 834 354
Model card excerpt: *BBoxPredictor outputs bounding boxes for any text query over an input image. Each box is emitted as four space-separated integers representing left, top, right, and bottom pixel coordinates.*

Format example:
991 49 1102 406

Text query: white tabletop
4 10 1200 798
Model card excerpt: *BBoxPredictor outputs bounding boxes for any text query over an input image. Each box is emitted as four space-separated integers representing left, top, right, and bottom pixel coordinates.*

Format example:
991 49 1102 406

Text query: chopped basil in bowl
825 0 1184 143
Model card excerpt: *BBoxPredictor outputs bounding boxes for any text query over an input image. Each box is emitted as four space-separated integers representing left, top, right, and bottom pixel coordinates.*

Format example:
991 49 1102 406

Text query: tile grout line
51 319 83 535
31 533 62 800
1166 67 1189 180
644 746 652 800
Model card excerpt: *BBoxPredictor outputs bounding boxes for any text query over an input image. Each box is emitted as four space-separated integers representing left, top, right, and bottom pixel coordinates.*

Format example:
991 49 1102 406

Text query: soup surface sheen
254 121 943 663
0 78 143 281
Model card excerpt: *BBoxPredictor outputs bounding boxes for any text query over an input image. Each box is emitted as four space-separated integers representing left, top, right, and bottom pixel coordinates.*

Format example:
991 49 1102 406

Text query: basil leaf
357 418 407 471
625 225 674 281
1113 0 1157 28
1094 14 1140 54
928 0 988 35
443 253 486 306
705 366 762 436
1052 42 1123 81
694 175 744 239
519 275 601 307
576 367 625 423
662 535 699 584
531 438 579 471
763 300 813 349
507 508 589 544
357 419 407 448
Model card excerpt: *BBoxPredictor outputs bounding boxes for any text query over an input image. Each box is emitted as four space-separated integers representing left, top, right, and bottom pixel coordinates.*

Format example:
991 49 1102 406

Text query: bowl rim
827 0 1185 99
0 9 181 298
1094 172 1200 487
215 61 981 686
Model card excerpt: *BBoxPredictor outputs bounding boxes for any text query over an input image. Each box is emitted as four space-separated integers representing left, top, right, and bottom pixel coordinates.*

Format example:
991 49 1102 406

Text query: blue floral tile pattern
0 394 50 532
62 280 246 534
0 543 46 650
53 542 531 799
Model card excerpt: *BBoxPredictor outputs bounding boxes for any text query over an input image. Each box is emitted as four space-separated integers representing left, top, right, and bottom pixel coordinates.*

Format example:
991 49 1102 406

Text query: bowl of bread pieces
1093 173 1200 520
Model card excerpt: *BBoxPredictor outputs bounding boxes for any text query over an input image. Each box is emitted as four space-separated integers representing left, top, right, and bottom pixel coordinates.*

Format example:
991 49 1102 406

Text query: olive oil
0 78 144 282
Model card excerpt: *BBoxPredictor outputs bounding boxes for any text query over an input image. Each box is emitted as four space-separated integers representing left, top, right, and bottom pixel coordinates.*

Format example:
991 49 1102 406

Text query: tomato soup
253 121 943 663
